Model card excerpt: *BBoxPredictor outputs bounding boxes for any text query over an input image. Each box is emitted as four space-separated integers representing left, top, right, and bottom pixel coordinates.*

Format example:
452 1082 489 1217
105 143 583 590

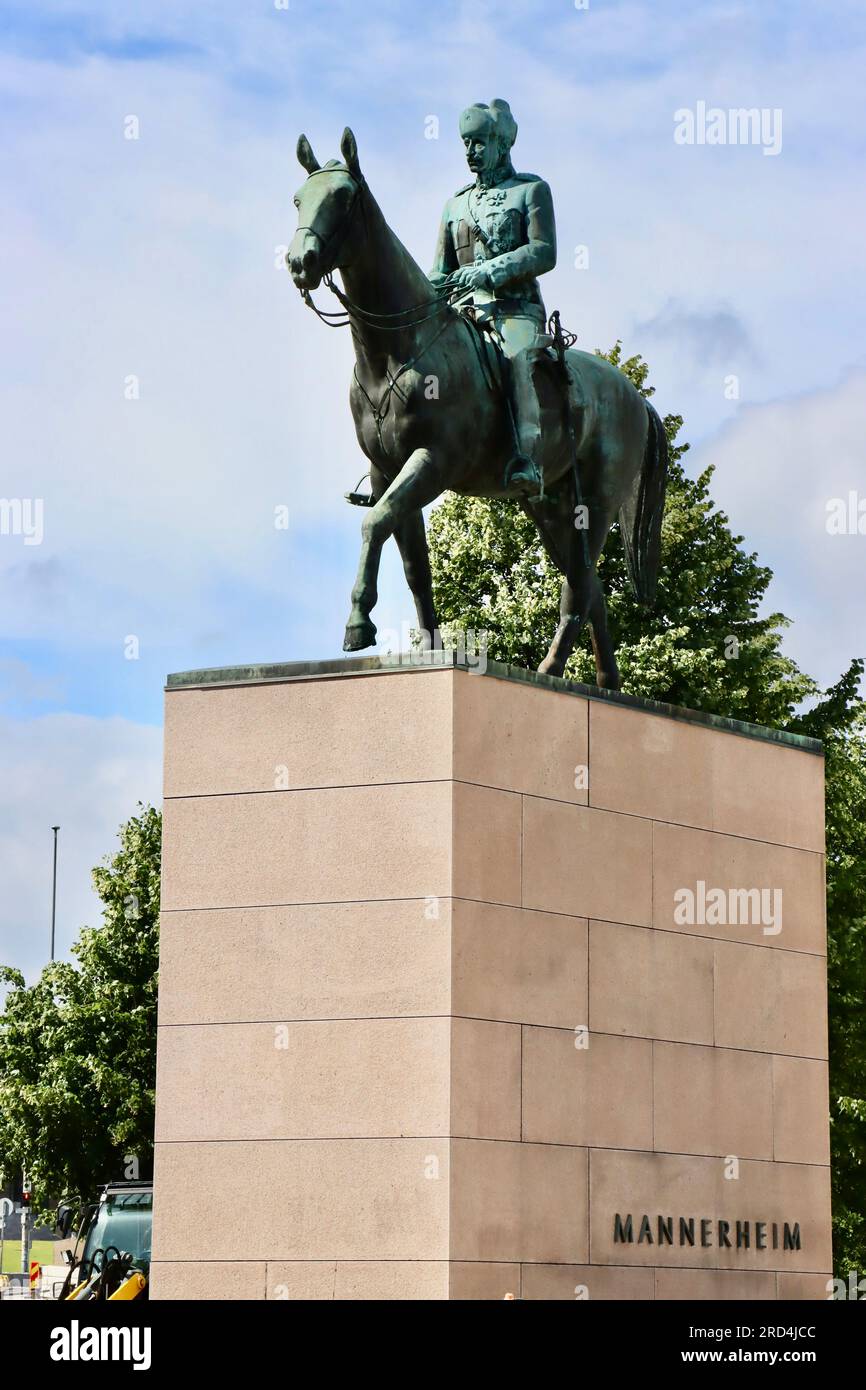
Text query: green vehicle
57 1180 152 1300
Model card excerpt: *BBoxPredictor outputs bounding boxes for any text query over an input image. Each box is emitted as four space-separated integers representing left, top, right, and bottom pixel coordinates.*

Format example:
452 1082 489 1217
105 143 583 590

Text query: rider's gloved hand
451 264 491 291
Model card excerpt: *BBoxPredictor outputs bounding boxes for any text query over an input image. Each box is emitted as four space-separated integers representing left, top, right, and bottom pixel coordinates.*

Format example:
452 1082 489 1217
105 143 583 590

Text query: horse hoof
343 620 377 652
538 656 564 678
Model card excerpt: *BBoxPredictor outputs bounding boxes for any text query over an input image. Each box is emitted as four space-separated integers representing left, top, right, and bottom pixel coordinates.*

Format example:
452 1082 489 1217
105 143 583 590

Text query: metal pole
50 826 59 962
20 1190 30 1280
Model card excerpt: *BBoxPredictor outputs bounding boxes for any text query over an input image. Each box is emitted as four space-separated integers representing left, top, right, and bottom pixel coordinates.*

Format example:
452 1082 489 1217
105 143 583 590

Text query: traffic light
15 1172 32 1206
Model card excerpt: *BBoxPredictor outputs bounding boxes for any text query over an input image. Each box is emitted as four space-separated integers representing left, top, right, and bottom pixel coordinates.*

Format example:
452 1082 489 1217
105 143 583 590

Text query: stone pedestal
151 655 831 1300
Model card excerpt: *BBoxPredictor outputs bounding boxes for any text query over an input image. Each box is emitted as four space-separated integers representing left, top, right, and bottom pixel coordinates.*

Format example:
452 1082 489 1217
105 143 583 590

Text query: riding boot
505 349 545 496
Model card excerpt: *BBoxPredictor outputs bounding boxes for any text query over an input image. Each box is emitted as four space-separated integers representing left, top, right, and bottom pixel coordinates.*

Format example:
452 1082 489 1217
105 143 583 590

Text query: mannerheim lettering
613 1213 802 1252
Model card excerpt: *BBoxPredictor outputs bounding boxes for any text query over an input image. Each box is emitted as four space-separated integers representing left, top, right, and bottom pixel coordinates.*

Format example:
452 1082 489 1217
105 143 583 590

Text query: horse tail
619 402 668 605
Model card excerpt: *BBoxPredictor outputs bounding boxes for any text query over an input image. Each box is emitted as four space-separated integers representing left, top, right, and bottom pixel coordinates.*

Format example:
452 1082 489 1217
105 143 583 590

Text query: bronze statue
287 113 668 689
428 99 555 494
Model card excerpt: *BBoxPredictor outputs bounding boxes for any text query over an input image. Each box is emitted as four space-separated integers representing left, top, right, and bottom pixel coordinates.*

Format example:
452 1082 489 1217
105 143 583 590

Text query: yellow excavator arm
108 1271 147 1301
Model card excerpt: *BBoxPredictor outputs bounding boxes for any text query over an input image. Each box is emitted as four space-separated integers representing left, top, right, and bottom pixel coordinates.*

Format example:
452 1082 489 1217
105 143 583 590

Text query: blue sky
2 0 865 979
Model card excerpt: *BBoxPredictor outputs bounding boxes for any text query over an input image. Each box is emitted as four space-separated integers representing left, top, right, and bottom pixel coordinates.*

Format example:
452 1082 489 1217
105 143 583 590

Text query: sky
1 0 864 980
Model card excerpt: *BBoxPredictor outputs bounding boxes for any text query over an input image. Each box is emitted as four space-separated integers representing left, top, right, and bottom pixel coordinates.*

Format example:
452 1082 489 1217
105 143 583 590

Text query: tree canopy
0 805 160 1219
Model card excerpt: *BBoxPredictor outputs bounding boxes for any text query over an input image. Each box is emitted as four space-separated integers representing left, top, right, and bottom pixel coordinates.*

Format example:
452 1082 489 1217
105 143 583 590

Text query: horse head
287 128 365 290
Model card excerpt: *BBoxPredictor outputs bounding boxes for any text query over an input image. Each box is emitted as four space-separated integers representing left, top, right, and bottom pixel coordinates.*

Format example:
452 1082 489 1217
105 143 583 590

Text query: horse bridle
291 165 368 282
291 164 470 329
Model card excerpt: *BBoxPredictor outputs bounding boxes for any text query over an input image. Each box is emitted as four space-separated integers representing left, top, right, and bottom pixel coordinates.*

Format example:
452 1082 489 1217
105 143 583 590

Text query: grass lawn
1 1240 55 1274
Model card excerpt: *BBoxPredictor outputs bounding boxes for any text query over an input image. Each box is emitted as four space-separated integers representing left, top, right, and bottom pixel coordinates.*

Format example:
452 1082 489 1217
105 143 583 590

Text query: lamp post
20 1171 31 1280
50 826 60 962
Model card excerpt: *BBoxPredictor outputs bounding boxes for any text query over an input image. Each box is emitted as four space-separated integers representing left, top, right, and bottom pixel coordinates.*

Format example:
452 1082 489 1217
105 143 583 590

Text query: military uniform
428 172 557 354
429 170 557 492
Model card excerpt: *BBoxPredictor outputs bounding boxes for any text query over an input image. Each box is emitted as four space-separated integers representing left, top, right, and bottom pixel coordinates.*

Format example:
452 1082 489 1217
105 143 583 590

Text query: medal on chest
468 186 513 260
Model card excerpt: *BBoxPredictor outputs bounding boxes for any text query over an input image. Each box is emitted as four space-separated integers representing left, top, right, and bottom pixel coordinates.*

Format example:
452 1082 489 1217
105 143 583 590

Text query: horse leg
538 568 591 679
587 574 620 689
344 447 446 651
393 509 439 646
522 496 588 679
537 506 613 681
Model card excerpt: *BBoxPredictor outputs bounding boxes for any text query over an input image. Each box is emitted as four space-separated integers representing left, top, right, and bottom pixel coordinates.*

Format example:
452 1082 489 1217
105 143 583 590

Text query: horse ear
297 134 320 175
340 127 362 179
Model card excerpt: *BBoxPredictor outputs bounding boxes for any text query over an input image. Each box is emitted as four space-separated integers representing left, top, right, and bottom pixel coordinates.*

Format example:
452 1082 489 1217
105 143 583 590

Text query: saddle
464 307 580 414
343 308 581 508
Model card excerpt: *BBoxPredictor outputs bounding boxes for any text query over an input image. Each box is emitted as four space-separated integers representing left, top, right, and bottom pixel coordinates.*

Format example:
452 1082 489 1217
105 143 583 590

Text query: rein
302 273 453 332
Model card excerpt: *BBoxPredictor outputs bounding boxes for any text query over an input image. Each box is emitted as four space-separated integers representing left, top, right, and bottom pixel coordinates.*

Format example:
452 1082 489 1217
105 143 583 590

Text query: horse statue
286 127 668 688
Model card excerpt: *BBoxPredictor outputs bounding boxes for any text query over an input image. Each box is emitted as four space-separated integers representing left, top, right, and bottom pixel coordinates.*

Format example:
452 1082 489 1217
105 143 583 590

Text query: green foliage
429 344 815 725
0 805 161 1221
793 667 866 1275
428 345 866 1276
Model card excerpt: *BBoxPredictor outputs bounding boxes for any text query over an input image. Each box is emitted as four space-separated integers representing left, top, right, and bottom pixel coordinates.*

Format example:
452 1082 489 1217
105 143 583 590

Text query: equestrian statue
286 100 668 687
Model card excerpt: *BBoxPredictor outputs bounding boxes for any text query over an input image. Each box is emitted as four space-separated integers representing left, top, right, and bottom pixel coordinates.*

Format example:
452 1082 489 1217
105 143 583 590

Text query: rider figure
428 99 556 494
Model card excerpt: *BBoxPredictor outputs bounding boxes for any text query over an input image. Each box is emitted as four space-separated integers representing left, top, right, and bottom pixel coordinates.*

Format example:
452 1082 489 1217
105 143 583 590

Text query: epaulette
514 171 544 183
453 181 475 196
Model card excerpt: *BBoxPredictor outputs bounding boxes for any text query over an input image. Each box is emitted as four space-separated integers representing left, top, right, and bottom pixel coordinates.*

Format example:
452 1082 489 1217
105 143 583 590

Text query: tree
0 804 161 1220
793 669 866 1274
429 344 815 722
428 345 866 1276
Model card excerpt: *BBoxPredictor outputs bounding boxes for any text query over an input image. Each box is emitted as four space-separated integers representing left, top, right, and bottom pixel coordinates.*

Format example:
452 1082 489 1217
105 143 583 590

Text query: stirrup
344 471 376 508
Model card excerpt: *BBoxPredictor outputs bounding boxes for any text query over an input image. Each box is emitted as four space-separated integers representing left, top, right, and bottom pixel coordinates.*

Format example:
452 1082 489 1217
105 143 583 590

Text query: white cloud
0 658 65 705
690 368 866 689
2 2 865 658
0 708 162 982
